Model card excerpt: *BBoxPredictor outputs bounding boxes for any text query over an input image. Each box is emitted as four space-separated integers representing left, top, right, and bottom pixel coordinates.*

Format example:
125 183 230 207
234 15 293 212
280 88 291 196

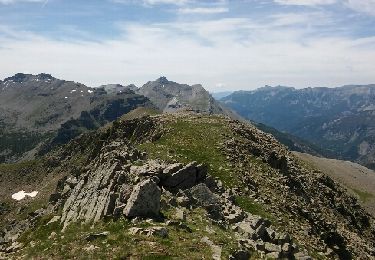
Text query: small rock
128 227 143 235
175 208 186 221
84 245 99 252
148 227 168 238
48 232 57 240
85 231 109 242
46 216 61 225
264 242 281 253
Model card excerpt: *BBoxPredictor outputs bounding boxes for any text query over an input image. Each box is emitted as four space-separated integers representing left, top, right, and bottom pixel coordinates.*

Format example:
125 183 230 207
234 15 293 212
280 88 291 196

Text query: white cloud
345 0 375 16
1 16 375 91
178 7 228 14
274 0 336 6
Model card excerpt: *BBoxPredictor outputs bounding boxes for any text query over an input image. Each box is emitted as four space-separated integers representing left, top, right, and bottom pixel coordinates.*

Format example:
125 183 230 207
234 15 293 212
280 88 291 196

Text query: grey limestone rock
123 179 161 218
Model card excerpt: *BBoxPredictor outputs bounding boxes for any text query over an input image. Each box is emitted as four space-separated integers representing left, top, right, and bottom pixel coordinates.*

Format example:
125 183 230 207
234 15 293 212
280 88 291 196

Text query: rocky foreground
0 112 374 259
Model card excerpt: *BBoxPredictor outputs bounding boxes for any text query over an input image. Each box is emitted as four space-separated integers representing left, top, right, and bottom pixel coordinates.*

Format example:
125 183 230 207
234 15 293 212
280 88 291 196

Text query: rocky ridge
0 113 374 259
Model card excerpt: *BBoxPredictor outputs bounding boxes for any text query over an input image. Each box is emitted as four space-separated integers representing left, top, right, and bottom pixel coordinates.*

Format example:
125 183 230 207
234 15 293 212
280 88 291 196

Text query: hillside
221 85 375 169
294 152 375 217
0 112 374 259
0 73 155 163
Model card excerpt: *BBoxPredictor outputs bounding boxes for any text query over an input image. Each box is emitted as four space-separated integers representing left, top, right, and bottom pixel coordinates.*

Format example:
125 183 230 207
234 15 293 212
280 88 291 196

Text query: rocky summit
0 112 374 259
138 77 224 114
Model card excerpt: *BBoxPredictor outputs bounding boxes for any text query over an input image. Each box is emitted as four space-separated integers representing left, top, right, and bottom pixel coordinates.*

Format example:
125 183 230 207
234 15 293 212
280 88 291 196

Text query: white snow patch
88 90 93 93
64 96 68 99
80 90 83 93
70 89 77 93
12 191 39 201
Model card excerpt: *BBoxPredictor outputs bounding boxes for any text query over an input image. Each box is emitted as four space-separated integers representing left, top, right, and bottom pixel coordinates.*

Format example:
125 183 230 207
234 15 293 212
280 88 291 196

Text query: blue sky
0 0 375 91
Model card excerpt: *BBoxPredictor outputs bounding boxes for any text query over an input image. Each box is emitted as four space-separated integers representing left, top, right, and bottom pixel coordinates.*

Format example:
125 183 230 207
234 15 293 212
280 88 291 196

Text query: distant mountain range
221 85 375 170
3 73 375 171
0 74 225 163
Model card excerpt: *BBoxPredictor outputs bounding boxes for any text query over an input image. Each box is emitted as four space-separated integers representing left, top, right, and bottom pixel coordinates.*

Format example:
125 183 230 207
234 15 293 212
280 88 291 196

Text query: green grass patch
17 208 241 260
139 116 239 187
0 159 41 174
352 188 374 203
235 196 274 221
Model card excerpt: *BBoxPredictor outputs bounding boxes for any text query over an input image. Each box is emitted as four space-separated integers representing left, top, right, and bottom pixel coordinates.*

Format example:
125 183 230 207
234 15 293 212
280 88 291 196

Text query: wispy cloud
345 0 375 16
274 0 336 6
178 7 228 14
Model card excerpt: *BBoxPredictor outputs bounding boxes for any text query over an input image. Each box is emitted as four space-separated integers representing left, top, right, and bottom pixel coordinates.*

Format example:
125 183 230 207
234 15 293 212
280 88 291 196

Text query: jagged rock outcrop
50 143 209 229
123 179 161 218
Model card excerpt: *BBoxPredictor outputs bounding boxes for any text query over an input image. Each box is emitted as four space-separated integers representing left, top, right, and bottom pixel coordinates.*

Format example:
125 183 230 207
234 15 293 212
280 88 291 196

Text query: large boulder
123 179 161 218
161 162 207 191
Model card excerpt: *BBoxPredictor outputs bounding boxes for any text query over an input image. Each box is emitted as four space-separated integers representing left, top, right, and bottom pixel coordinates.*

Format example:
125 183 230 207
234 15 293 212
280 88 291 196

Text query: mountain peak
4 73 30 83
156 76 169 84
3 73 56 83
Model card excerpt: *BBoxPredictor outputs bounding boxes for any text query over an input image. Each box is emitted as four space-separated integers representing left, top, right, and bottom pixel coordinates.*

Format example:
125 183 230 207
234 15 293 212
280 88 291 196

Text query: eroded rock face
60 160 129 230
51 141 208 229
123 179 161 218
